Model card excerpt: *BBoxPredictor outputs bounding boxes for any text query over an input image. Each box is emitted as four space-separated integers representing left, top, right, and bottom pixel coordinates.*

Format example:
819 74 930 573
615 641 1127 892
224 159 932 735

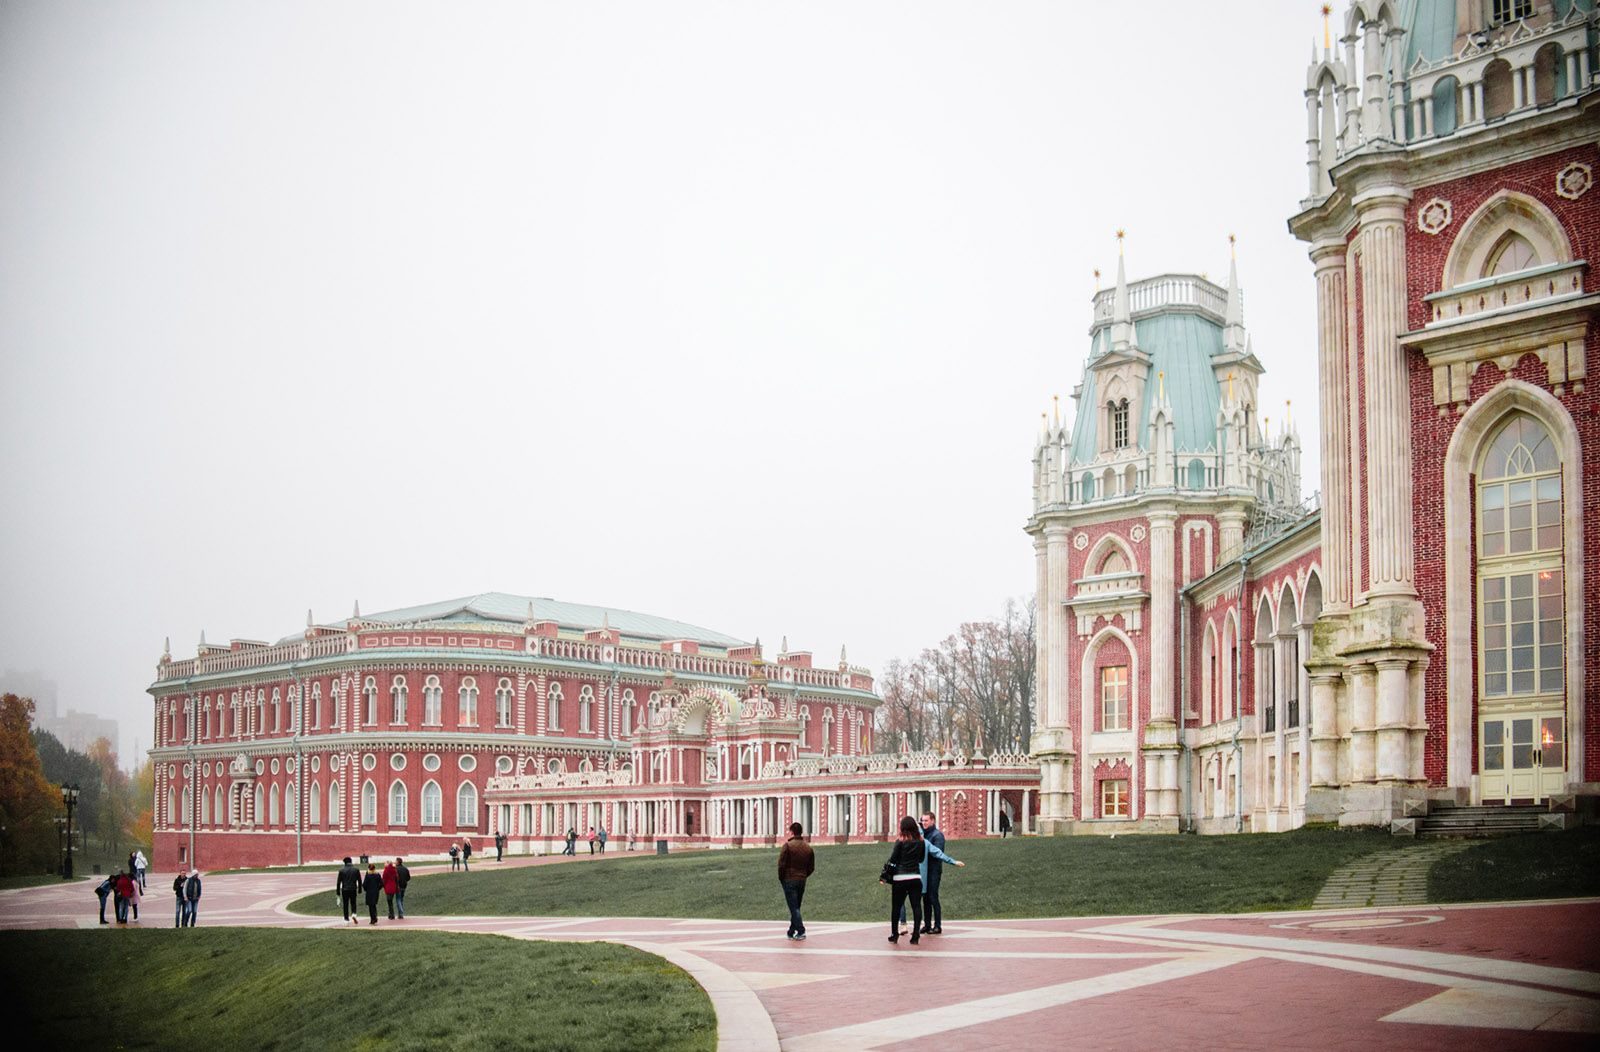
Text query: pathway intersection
2 856 1595 1051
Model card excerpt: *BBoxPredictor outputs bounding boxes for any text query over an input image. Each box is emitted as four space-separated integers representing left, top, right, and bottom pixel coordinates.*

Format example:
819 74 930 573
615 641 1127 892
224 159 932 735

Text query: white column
1044 525 1071 727
1148 510 1177 722
1374 659 1412 783
1512 65 1526 110
1356 189 1416 598
1348 664 1377 784
1312 241 1353 611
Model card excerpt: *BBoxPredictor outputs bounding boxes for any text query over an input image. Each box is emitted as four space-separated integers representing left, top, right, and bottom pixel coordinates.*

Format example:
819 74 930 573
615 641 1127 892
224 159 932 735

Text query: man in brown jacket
777 821 815 941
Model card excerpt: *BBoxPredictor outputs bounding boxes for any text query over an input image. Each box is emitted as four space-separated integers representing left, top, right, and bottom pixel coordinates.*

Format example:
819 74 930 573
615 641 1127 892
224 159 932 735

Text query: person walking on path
880 816 963 946
564 828 577 856
449 843 460 871
495 832 504 862
172 873 185 927
587 827 597 855
181 869 202 927
361 863 384 924
597 827 608 853
777 822 814 940
94 874 112 925
336 856 362 925
382 860 399 919
461 839 472 871
998 810 1011 838
133 850 148 891
394 858 410 918
919 812 947 935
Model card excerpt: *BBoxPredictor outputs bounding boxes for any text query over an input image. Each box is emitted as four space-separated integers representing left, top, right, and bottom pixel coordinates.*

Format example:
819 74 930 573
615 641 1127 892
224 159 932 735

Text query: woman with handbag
879 815 963 945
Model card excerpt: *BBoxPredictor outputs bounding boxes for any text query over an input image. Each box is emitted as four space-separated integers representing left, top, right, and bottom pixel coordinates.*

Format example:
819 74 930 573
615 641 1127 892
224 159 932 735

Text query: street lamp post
61 783 80 879
54 816 66 875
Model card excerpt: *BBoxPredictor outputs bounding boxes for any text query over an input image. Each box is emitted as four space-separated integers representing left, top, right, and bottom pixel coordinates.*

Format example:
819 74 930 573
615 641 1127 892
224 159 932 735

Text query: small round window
423 753 441 772
496 755 513 774
362 754 377 772
254 759 265 776
458 754 477 772
389 753 407 771
310 756 321 773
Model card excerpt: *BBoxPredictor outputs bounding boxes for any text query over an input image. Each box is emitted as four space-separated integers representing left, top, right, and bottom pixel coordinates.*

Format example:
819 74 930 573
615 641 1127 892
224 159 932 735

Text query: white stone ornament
1417 198 1451 235
1556 163 1591 201
1073 532 1089 551
1130 524 1147 543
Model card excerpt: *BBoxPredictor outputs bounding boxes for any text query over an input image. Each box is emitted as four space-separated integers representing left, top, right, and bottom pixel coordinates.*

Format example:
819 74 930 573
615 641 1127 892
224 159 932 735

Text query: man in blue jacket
919 812 946 935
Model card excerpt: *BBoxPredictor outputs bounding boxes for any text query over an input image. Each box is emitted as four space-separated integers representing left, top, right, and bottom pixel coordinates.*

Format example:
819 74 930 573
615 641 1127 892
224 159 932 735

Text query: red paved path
3 857 1595 1051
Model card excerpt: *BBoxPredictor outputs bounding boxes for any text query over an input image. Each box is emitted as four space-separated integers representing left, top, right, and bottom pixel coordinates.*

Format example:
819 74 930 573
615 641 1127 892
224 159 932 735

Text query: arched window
1532 42 1560 107
199 783 209 825
579 685 594 732
546 683 563 730
363 677 378 725
391 676 408 723
1482 58 1513 120
1099 548 1129 576
389 781 408 826
821 711 834 756
1100 665 1130 731
1081 472 1095 501
423 676 443 725
1486 231 1539 277
459 677 479 726
456 781 478 827
620 689 635 736
330 781 343 824
203 699 212 740
181 784 193 825
421 781 442 826
1187 458 1206 490
361 779 377 825
1220 614 1238 721
1478 414 1563 700
214 786 224 827
495 679 513 728
254 785 264 826
1111 398 1130 449
1255 600 1276 732
1199 623 1218 722
310 781 322 826
1431 75 1458 137
286 781 298 825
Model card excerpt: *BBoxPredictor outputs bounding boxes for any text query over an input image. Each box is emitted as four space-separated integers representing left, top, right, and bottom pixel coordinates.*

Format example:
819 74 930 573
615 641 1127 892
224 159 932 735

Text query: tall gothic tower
1027 242 1303 833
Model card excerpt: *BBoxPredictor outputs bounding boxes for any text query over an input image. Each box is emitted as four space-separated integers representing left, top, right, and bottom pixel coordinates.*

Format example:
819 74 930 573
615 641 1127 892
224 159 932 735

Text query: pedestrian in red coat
382 861 400 920
114 872 136 924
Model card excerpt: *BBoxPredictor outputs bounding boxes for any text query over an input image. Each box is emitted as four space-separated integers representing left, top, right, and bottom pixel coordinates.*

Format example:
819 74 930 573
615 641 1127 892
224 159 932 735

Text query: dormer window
1486 231 1538 277
1112 399 1130 449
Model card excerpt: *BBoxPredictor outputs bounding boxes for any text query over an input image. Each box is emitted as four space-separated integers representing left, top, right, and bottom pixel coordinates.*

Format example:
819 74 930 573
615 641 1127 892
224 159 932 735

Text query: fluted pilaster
1312 240 1353 612
1355 189 1416 597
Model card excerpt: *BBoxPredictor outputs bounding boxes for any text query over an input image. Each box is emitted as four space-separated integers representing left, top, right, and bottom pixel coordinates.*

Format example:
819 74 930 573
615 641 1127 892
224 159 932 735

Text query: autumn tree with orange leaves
0 694 67 876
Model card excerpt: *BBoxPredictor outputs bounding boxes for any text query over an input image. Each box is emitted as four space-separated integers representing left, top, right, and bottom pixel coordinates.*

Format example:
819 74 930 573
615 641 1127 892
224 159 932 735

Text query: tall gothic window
361 780 377 825
547 683 563 730
391 677 408 723
1100 666 1130 731
1487 231 1538 276
422 781 442 826
495 679 513 728
459 678 479 726
1478 414 1563 699
389 781 408 826
363 678 378 725
579 686 594 732
1112 399 1130 449
457 781 478 827
423 676 443 725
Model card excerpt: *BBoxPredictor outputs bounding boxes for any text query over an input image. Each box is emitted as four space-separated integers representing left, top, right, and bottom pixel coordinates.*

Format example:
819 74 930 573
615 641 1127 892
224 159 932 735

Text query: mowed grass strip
2 928 715 1052
289 826 1404 921
1428 826 1600 904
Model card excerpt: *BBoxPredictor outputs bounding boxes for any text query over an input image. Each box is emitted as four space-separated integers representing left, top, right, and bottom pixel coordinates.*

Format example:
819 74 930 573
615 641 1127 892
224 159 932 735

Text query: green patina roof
1068 313 1223 465
289 592 750 649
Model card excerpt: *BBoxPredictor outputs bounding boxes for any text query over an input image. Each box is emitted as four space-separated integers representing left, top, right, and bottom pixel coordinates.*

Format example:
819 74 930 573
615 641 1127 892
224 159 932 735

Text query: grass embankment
1428 826 1600 903
2 928 715 1052
289 826 1405 920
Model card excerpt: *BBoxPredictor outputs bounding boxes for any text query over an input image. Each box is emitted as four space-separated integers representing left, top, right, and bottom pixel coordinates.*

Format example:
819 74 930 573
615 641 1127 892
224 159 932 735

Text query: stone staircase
1414 803 1559 839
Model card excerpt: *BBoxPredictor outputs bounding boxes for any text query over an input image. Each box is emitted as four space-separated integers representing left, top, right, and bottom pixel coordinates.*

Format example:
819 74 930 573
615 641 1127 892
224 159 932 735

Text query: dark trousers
395 889 406 918
386 893 397 919
96 892 108 923
599 840 606 853
181 901 197 926
496 845 503 861
462 855 469 871
341 890 357 921
451 857 459 871
367 898 379 923
890 878 922 937
922 868 942 931
114 895 127 923
781 879 807 936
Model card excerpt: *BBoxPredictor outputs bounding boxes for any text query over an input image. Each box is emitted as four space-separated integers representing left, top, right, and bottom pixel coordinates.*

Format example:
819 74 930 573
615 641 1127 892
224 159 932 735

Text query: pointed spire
163 636 171 660
780 635 788 655
525 600 535 629
1052 394 1060 427
198 629 207 649
1322 3 1332 52
1224 235 1247 354
306 608 314 628
839 644 848 667
1111 230 1134 352
352 599 360 619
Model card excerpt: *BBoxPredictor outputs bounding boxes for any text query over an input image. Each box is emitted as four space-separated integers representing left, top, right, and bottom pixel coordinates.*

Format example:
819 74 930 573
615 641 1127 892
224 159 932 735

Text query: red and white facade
148 595 1036 869
1029 0 1597 834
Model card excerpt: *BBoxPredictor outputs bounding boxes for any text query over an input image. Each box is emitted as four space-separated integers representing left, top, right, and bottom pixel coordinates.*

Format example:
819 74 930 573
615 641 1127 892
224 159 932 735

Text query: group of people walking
561 826 608 855
336 856 410 924
448 840 473 871
776 811 966 946
92 849 179 926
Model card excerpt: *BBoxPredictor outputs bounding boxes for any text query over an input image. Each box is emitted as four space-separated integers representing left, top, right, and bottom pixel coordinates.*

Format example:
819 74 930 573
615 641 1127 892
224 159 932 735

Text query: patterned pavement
2 858 1597 1051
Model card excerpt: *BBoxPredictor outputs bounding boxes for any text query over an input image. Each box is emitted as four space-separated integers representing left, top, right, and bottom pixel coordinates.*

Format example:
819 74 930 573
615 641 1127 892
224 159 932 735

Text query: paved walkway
2 859 1596 1050
1312 842 1471 909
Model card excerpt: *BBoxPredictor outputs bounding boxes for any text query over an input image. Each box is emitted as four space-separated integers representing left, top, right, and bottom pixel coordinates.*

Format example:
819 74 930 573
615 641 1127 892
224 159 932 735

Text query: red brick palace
148 594 1037 869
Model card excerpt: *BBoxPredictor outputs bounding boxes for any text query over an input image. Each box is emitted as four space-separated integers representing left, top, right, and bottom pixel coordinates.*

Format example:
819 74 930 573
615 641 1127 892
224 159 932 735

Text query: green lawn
288 827 1406 920
1428 826 1600 904
2 928 715 1052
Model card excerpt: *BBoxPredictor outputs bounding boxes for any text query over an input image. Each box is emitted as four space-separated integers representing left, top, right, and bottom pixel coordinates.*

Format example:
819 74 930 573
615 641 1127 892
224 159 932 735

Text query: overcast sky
0 1 1325 766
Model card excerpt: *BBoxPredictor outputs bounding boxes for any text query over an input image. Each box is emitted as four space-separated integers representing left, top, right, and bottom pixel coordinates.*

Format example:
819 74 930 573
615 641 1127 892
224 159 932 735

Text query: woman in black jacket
880 816 963 945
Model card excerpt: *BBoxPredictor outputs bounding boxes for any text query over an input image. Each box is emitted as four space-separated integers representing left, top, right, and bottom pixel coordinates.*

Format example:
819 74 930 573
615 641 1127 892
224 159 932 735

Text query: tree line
874 597 1037 756
0 693 152 877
